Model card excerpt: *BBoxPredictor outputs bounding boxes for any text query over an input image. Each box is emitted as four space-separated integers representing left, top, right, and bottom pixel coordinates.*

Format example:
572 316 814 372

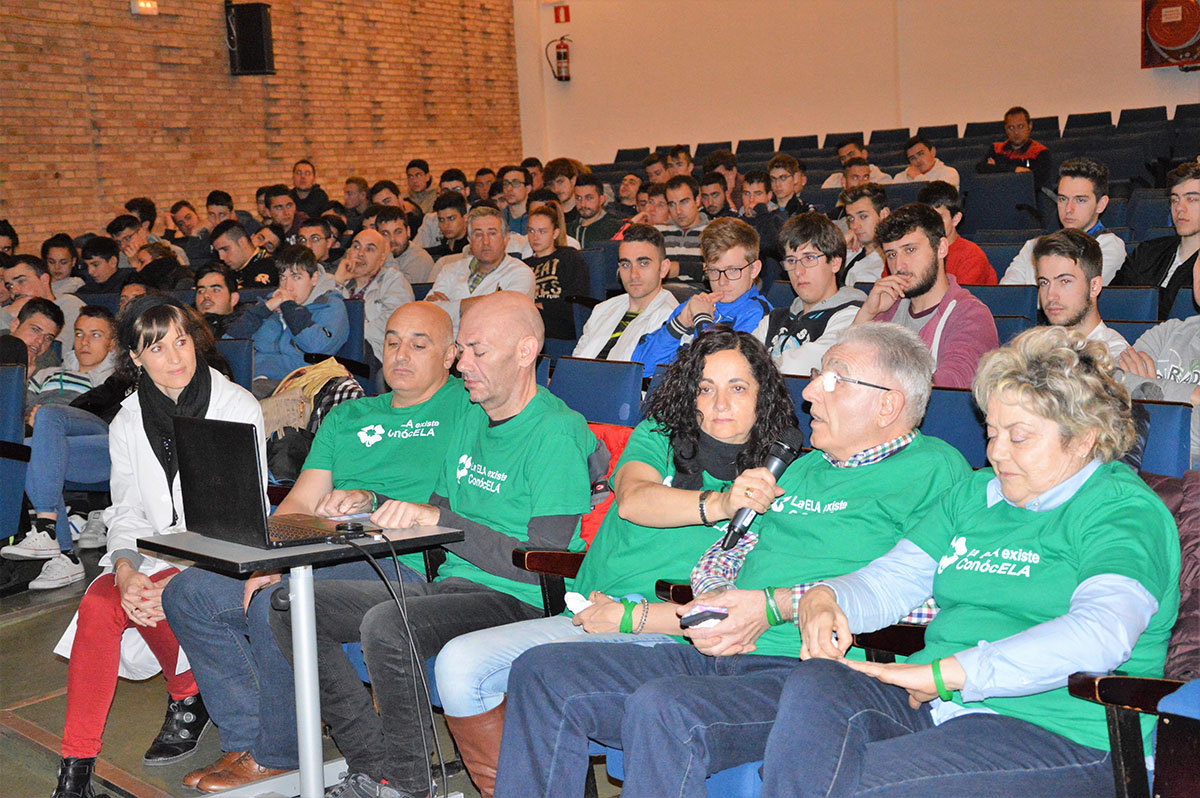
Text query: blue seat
766 280 795 309
1106 320 1158 346
885 182 923 208
783 375 812 441
1101 197 1128 228
1169 289 1196 321
993 315 1032 343
1137 400 1191 478
1098 287 1158 321
809 187 845 214
778 134 819 154
967 285 1038 322
1032 115 1061 139
916 123 957 142
958 172 1037 235
869 128 909 147
1119 106 1168 128
1127 195 1171 241
979 243 1022 274
972 228 1039 245
615 147 650 163
822 131 863 150
920 388 988 468
337 298 366 363
1064 111 1113 134
580 247 613 301
536 356 550 387
215 338 254 391
694 141 733 159
963 120 1005 139
0 365 30 539
541 338 576 364
595 743 762 796
412 282 432 300
81 293 121 314
548 357 643 426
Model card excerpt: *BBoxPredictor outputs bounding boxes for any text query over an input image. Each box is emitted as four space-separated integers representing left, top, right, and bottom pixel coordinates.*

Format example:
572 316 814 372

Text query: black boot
52 757 109 798
142 693 210 765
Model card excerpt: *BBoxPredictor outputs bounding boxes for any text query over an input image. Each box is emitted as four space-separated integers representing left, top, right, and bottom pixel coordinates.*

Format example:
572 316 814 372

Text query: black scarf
138 356 213 497
673 431 746 490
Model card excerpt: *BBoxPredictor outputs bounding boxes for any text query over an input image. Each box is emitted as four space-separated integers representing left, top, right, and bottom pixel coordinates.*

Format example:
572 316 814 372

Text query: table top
138 526 463 575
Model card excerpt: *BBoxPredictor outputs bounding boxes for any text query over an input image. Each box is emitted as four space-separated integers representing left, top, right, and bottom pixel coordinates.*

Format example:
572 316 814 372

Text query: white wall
514 0 1199 164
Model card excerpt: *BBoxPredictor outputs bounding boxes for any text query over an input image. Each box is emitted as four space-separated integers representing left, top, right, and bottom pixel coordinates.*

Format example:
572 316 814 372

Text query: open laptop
174 416 380 548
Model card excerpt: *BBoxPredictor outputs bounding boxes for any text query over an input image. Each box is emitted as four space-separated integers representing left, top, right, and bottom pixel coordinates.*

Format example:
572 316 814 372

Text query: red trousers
62 568 198 758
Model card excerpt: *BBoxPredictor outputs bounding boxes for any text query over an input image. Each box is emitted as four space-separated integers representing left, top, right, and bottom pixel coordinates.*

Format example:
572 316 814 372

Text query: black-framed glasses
704 265 749 282
810 368 894 393
782 253 827 271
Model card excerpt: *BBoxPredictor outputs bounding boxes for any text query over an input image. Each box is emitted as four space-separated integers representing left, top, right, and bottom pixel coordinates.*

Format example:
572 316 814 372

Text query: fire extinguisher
545 35 571 81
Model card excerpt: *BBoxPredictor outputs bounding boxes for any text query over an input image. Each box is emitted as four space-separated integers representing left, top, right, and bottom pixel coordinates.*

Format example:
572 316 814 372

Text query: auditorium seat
695 140 733 159
822 131 864 150
779 134 819 155
1105 320 1157 346
1098 286 1158 321
1064 110 1113 134
1101 197 1128 228
0 365 30 540
916 124 958 143
336 298 367 363
962 120 1005 139
958 172 1038 235
992 314 1032 343
736 137 775 155
869 128 909 147
968 285 1038 322
1138 400 1192 478
1119 105 1168 128
580 245 616 301
1127 193 1172 240
979 243 1023 271
615 147 650 163
412 282 432 300
1169 289 1196 321
1031 115 1061 139
214 338 255 391
548 357 643 426
920 387 988 468
766 280 795 309
536 355 550 387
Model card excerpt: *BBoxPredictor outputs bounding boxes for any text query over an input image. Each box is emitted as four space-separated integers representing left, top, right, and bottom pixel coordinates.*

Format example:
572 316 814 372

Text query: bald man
270 292 598 798
163 303 474 792
334 228 416 370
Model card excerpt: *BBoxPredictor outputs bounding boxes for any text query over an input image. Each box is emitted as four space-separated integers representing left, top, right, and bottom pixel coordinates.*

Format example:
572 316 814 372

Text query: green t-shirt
574 419 732 600
905 462 1180 751
740 432 972 659
302 377 471 570
433 387 594 607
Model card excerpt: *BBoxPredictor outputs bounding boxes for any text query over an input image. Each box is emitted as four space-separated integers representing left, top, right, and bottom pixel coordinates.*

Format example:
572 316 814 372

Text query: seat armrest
511 548 585 579
1068 673 1185 715
853 624 927 658
654 580 694 604
0 441 31 463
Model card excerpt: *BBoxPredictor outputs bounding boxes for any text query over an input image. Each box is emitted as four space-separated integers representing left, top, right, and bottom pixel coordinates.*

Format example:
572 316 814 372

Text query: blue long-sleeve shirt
631 285 770 377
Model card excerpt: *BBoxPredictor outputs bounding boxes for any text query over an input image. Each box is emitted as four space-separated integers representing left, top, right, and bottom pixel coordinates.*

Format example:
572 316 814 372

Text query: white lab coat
572 289 679 362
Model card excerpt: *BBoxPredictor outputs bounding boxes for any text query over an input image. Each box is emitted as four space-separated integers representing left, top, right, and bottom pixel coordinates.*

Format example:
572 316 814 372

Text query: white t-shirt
821 164 893 189
1001 230 1126 285
1085 320 1129 360
890 159 961 188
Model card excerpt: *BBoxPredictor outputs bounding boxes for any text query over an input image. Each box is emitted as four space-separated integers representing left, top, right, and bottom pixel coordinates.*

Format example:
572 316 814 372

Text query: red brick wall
0 0 522 246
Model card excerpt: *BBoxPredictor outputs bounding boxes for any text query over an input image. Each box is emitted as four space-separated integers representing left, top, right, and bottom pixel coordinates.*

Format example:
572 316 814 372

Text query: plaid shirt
822 430 916 468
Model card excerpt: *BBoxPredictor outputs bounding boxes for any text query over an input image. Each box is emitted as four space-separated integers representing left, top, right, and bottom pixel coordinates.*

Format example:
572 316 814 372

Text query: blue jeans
161 559 423 769
495 640 795 798
760 658 1116 797
24 405 109 551
433 615 677 717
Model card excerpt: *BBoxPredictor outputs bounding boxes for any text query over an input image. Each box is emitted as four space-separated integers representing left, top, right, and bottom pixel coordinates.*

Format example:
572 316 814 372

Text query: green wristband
764 587 785 626
931 658 952 702
620 599 635 634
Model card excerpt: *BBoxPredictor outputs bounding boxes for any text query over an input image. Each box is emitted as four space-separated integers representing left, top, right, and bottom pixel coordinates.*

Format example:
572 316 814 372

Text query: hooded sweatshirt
228 271 348 380
26 350 118 413
753 285 866 375
1122 315 1200 464
632 284 771 377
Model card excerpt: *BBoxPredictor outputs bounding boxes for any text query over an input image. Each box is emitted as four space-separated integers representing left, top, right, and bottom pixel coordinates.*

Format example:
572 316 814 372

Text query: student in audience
472 167 496 203
119 280 151 311
193 263 245 339
917 180 997 285
544 157 583 226
5 297 62 384
498 164 532 235
704 150 743 210
295 216 337 270
774 326 1175 797
1001 158 1124 285
643 181 671 226
853 203 998 388
633 218 771 376
110 210 189 267
666 145 694 177
821 139 893 188
612 172 642 218
133 245 195 291
343 176 371 232
642 152 669 185
404 159 437 213
0 218 18 255
211 219 278 288
369 179 403 209
659 175 709 282
740 169 785 260
1035 229 1128 358
755 212 866 374
288 159 328 219
570 173 625 246
373 205 433 285
521 156 544 191
699 171 736 220
496 323 971 797
841 183 891 286
442 326 799 796
77 236 134 296
270 292 595 798
573 223 679 360
166 201 213 267
42 233 84 295
428 207 536 330
525 204 590 340
49 296 263 798
255 185 272 223
206 190 259 235
263 184 307 244
511 194 583 260
892 135 961 186
767 154 816 216
3 254 85 344
426 191 471 262
1114 162 1200 318
976 104 1053 191
331 227 414 372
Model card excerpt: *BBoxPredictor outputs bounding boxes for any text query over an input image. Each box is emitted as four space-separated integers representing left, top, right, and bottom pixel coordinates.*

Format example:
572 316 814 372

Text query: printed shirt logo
358 419 441 448
456 454 473 481
937 535 1040 578
456 453 509 494
358 424 384 447
772 495 848 515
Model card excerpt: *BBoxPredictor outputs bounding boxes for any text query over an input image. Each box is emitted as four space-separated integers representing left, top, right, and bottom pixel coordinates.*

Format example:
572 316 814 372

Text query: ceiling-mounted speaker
227 2 275 76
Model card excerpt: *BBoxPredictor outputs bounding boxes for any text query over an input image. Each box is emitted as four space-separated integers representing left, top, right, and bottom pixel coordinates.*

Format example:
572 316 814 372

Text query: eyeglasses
782 253 827 271
502 179 527 188
810 368 893 393
297 234 326 244
703 265 749 282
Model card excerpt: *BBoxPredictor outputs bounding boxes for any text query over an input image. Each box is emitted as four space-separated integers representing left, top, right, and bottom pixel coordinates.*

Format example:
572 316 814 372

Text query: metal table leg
289 564 323 798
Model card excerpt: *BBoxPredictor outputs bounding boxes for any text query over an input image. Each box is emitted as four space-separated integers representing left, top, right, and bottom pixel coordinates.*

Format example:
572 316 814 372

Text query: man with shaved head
163 302 474 792
270 291 597 798
334 227 415 372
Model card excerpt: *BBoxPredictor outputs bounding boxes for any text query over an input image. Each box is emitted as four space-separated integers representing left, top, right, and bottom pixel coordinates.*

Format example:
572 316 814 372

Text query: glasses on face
501 179 526 188
782 253 827 271
703 264 749 282
810 368 893 393
297 234 326 245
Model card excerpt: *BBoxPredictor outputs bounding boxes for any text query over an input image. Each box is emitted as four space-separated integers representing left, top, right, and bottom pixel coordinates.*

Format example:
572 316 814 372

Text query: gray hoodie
1122 314 1200 463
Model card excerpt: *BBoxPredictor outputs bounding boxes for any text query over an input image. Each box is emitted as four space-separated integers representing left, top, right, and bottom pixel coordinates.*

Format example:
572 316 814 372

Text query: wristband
931 658 952 702
633 599 650 634
368 490 380 512
764 587 785 626
620 599 635 634
698 490 715 526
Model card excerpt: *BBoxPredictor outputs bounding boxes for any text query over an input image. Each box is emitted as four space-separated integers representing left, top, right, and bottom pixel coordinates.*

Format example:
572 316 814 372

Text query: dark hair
520 156 543 171
834 138 863 153
779 212 847 263
1004 106 1032 125
9 254 48 277
115 297 219 384
194 262 239 293
326 200 347 217
0 219 18 248
374 205 408 229
543 158 579 183
1168 161 1200 192
169 200 196 216
407 158 430 173
17 297 64 330
81 235 121 262
264 184 292 204
620 223 666 258
698 172 727 192
767 154 801 174
259 223 287 245
916 181 961 216
369 180 401 200
255 185 271 201
644 326 797 477
667 144 692 162
323 213 348 239
528 188 557 204
124 197 156 228
106 214 141 237
433 191 468 215
876 203 945 251
905 135 933 152
440 168 468 185
841 157 869 173
41 233 78 263
77 304 117 333
664 175 700 198
275 244 319 277
298 216 333 239
475 167 496 179
646 182 668 199
362 203 385 222
498 164 531 185
703 150 738 173
345 176 368 193
1058 157 1110 199
742 169 770 190
573 173 603 194
840 183 889 213
206 190 234 210
1033 228 1103 282
210 219 249 243
293 158 316 173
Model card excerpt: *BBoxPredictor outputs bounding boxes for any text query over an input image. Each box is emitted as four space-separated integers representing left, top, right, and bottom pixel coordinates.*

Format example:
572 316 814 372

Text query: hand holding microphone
721 427 805 550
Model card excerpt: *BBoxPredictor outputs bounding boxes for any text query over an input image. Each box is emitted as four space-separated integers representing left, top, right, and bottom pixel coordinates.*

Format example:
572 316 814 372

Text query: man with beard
1035 229 1128 358
194 263 247 339
852 203 997 388
376 205 434 285
569 173 625 247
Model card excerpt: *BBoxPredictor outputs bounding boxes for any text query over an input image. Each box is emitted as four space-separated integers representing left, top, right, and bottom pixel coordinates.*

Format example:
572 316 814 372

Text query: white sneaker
68 513 86 542
1 528 60 560
77 510 108 550
29 553 85 589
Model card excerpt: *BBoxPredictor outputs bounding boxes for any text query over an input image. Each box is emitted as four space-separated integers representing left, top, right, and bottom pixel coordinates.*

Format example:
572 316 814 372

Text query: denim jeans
268 576 543 796
759 658 1116 797
24 405 109 551
433 614 677 717
161 559 421 770
495 639 796 798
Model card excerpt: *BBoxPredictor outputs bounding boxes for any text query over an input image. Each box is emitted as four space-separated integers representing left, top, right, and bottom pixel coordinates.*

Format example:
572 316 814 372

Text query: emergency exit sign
554 5 570 23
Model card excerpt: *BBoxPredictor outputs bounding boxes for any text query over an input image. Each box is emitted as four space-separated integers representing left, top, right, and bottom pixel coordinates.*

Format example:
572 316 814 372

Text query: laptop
174 416 381 548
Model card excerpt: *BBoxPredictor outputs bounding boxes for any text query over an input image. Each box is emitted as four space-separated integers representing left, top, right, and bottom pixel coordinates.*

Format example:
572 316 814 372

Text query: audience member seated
509 193 582 260
525 204 590 341
611 172 642 219
1035 229 1128 358
48 296 263 798
641 152 669 185
773 326 1177 796
496 323 971 796
211 219 278 288
133 244 195 291
251 222 287 258
569 173 625 247
975 104 1053 191
853 203 998 387
472 168 497 204
289 158 329 219
756 212 865 374
841 183 891 285
521 156 544 191
268 292 596 798
666 144 695 177
544 157 584 226
119 280 151 312
633 218 770 377
369 179 404 210
413 170 469 249
428 207 536 331
892 135 961 186
342 176 371 234
426 191 471 263
659 175 709 282
228 245 348 397
254 185 272 223
739 169 785 260
42 233 84 296
821 139 893 188
4 297 62 384
0 218 18 255
109 210 188 268
1114 162 1200 318
573 223 679 361
3 254 84 344
1001 158 1124 285
295 216 338 271
371 205 431 285
327 227 412 373
440 326 800 796
205 189 260 236
767 153 816 216
704 150 743 211
193 263 247 339
698 171 736 220
263 183 307 244
77 236 134 296
405 159 437 213
643 181 671 226
917 180 997 285
498 164 532 236
165 200 213 267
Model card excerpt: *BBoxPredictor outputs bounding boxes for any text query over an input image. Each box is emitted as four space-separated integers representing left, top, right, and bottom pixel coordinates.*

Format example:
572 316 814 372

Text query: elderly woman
779 325 1180 796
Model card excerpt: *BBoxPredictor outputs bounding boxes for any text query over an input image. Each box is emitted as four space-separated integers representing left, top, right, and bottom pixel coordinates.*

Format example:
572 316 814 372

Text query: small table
139 527 463 798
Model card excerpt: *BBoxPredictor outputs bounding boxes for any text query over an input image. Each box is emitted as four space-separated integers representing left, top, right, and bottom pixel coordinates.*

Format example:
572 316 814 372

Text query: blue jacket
227 276 349 380
631 285 771 377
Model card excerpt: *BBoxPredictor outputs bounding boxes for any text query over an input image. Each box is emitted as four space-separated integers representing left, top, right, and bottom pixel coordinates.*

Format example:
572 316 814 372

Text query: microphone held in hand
720 427 805 550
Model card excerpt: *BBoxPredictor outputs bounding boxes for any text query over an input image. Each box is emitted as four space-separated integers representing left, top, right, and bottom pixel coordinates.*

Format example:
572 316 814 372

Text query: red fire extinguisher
545 35 571 81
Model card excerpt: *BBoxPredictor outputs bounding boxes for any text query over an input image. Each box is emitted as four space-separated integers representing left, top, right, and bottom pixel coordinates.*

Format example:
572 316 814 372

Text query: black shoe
52 757 110 798
0 557 44 598
142 693 210 765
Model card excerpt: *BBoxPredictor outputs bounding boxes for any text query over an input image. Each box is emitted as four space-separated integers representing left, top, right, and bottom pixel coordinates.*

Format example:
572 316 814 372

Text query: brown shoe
444 698 506 798
195 752 289 792
183 751 244 789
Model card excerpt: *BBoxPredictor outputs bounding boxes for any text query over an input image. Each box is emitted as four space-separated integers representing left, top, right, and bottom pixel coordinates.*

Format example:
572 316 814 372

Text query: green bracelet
931 658 952 702
368 490 380 512
620 599 635 634
764 587 785 626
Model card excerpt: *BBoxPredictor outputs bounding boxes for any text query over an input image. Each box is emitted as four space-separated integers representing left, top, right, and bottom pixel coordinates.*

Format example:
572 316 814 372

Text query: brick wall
0 0 522 247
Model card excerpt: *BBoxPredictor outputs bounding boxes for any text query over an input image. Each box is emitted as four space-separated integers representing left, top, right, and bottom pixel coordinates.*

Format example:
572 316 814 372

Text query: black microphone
720 427 805 550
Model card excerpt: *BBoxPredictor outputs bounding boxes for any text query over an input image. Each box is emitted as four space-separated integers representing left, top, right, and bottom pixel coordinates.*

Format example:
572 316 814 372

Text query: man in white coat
573 224 678 361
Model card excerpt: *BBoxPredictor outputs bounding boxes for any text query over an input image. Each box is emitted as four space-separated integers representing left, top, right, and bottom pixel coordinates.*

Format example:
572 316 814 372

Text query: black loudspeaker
227 2 275 76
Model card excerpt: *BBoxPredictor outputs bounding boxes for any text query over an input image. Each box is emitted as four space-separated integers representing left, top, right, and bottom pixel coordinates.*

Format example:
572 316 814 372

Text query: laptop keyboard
267 519 331 544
